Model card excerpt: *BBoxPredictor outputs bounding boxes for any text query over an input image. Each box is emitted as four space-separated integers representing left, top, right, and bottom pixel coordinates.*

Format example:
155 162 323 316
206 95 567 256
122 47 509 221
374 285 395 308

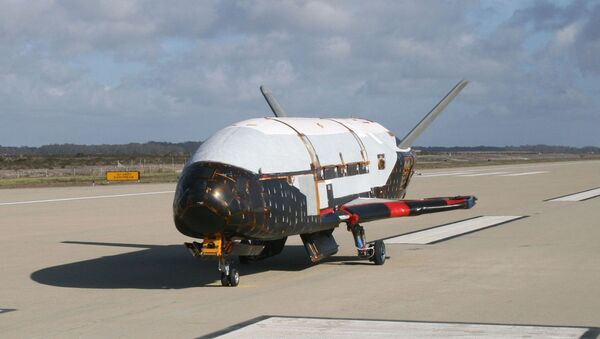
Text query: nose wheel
348 223 387 265
219 258 240 287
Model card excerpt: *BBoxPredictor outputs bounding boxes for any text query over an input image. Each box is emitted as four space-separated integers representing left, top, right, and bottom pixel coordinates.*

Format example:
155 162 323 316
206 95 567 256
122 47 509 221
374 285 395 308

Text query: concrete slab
212 316 595 338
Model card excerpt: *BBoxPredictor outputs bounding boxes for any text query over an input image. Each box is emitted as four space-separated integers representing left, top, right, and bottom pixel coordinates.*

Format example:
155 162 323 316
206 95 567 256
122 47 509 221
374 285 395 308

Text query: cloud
573 3 600 74
551 22 580 50
0 0 598 146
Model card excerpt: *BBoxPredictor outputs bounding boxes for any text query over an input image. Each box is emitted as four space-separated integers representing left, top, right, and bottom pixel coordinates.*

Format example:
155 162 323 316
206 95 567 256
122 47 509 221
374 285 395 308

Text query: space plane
173 80 476 286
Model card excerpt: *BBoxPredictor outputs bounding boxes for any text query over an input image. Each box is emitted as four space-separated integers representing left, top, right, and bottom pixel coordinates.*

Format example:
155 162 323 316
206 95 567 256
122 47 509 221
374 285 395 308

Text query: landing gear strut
347 223 386 265
219 257 239 287
184 234 240 287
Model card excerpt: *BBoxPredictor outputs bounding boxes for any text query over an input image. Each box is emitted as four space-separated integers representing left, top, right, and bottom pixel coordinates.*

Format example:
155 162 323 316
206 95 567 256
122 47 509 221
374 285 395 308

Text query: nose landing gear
219 257 240 287
184 234 240 287
347 223 386 265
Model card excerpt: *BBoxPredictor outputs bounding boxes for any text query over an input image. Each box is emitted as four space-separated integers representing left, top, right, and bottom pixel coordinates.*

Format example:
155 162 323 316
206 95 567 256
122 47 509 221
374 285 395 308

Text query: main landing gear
184 234 240 287
348 223 386 265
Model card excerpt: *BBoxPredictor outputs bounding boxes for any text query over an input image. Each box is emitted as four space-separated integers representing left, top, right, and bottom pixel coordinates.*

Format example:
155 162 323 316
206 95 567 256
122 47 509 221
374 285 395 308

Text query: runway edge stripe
544 187 600 202
381 215 529 245
581 191 600 201
0 190 176 206
379 216 484 242
428 215 528 244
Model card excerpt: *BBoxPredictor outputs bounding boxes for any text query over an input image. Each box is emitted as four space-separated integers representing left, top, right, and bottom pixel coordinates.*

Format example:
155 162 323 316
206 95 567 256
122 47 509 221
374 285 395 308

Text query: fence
0 163 185 179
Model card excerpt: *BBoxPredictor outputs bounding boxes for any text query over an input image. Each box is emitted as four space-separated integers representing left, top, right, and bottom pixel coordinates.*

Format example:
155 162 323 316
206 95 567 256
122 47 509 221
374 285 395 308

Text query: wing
322 196 476 225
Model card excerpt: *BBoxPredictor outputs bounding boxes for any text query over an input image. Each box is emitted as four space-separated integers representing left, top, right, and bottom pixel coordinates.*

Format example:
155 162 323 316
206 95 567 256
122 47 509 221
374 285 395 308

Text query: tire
220 272 230 286
228 267 240 287
373 240 386 265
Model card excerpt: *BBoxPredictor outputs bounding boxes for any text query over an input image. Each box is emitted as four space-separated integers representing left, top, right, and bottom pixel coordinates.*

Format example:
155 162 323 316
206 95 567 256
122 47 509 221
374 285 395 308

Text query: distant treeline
0 142 598 156
417 145 599 154
0 141 203 156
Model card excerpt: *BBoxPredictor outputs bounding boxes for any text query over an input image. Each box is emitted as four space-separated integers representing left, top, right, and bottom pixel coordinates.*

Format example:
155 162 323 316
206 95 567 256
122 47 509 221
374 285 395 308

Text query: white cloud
0 0 598 146
551 22 580 50
316 37 351 58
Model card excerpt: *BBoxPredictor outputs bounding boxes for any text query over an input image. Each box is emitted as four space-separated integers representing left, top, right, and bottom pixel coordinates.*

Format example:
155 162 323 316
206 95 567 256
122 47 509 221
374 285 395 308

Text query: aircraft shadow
30 241 370 289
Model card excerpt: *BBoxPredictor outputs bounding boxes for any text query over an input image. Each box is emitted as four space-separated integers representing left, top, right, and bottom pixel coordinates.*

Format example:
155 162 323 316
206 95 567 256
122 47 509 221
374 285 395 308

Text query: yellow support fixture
201 234 222 257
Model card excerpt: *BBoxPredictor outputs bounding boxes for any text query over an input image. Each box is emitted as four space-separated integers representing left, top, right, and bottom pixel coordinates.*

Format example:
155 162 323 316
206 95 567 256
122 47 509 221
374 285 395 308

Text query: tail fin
397 80 468 150
260 85 289 118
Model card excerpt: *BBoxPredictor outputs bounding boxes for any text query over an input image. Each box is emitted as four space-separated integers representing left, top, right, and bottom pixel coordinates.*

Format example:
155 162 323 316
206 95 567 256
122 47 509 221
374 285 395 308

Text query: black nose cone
174 191 227 237
172 162 264 239
173 163 229 238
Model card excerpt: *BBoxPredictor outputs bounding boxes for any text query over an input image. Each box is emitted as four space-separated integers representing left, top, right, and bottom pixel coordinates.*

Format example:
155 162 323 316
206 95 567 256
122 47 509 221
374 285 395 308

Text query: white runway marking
418 170 481 177
384 216 525 245
458 171 511 177
417 161 592 179
499 171 548 177
548 187 600 202
215 317 592 338
0 191 175 207
418 170 550 178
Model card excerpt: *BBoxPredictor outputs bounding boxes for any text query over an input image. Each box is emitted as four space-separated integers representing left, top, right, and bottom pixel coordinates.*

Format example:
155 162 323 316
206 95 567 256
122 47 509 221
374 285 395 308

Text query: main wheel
228 267 240 287
220 272 230 286
373 240 386 265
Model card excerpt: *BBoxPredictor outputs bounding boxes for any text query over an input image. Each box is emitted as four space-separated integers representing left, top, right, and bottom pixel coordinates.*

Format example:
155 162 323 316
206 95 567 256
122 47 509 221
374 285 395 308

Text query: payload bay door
309 127 368 211
276 118 368 213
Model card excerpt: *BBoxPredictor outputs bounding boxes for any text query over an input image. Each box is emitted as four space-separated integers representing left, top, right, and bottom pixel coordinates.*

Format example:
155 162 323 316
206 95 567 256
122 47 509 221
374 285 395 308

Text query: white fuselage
191 117 405 216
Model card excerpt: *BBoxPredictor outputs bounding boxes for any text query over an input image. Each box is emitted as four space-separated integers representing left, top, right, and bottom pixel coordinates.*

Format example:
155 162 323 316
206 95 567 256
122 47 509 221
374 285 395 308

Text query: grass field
1 152 598 189
0 171 179 189
415 151 600 169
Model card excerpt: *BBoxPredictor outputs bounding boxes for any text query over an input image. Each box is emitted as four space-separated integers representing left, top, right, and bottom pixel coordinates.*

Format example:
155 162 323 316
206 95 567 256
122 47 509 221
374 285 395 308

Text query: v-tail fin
260 85 289 118
397 80 468 150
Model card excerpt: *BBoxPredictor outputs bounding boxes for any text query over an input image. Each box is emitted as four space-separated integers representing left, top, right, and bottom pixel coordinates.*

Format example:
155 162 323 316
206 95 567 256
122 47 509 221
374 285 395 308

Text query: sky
0 0 599 147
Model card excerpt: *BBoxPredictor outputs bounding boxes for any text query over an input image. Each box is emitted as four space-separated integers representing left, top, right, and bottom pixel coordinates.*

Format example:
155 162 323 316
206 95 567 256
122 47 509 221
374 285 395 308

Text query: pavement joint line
207 316 596 338
0 191 176 206
383 216 527 245
546 187 600 202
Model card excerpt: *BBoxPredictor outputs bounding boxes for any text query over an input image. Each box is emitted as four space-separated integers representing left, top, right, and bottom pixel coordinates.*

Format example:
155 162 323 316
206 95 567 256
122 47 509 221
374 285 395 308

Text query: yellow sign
106 171 140 181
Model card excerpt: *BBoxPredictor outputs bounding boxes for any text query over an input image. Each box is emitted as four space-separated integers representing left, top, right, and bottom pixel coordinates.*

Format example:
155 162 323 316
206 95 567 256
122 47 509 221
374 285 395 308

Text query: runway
1 160 599 337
